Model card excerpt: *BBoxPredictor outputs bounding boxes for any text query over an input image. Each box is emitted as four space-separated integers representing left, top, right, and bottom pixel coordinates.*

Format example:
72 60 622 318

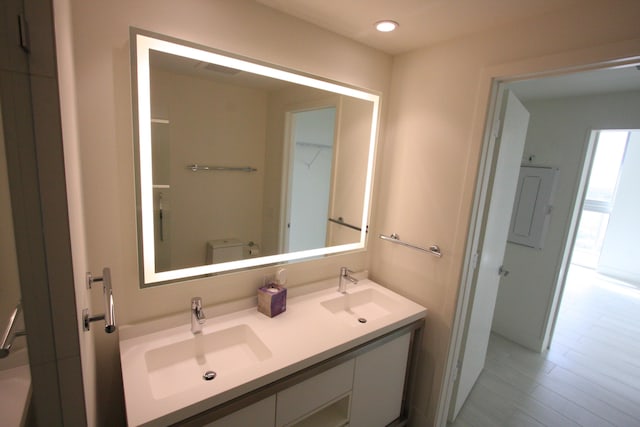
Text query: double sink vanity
120 275 426 426
121 28 427 426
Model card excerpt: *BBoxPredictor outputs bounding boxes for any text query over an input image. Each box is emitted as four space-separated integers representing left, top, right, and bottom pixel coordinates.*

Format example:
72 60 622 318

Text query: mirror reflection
133 31 379 286
0 101 30 414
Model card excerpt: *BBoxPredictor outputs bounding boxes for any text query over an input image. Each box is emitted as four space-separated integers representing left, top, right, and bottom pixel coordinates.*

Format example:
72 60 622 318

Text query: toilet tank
206 238 244 263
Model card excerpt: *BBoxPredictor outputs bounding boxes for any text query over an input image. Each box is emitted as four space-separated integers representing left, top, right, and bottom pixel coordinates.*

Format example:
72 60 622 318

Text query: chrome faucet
191 297 206 334
339 267 358 293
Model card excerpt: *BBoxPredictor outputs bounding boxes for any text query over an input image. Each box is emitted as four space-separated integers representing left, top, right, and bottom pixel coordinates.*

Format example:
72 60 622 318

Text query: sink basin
320 288 398 326
144 324 271 399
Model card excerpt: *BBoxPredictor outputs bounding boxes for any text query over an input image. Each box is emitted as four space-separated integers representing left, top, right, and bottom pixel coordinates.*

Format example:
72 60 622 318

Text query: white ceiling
255 0 584 55
510 66 640 101
255 0 640 99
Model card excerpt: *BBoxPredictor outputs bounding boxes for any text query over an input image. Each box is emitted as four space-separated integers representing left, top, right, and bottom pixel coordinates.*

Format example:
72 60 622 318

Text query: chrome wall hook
83 267 116 334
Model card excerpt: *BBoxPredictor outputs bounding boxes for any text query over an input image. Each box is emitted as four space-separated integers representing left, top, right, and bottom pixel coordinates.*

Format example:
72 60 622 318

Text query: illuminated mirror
131 29 380 286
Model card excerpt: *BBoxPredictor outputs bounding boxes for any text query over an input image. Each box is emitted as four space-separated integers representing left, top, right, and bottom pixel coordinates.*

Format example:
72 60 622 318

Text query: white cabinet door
204 395 275 427
276 360 354 426
350 333 411 427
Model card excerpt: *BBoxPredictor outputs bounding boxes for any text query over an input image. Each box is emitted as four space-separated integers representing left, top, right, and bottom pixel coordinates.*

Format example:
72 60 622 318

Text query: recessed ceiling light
375 20 399 33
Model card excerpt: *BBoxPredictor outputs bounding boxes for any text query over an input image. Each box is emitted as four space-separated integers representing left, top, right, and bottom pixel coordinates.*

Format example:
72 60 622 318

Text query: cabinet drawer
276 359 355 426
204 395 275 427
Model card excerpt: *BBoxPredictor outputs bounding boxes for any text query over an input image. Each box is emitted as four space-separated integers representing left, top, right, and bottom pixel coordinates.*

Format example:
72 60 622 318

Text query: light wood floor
449 265 640 427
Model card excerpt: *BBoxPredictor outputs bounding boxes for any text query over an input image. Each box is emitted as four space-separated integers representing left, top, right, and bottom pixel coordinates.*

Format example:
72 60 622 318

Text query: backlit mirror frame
131 29 380 286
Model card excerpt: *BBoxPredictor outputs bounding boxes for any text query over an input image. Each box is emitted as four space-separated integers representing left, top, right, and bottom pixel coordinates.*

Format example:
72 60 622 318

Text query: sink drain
203 370 217 381
358 317 367 323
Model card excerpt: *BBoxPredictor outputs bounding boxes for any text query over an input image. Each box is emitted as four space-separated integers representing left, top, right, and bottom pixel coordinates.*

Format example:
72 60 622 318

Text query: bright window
585 130 628 205
573 130 628 268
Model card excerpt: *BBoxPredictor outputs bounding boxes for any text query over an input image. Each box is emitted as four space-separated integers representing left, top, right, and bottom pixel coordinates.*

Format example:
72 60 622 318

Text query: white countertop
119 277 427 426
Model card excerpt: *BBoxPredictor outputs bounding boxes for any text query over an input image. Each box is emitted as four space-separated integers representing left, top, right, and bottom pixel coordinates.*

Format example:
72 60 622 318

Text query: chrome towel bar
328 217 362 232
84 267 116 333
187 164 257 172
379 233 442 258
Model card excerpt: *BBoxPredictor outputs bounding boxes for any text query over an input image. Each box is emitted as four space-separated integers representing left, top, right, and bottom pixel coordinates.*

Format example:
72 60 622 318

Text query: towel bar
379 233 442 258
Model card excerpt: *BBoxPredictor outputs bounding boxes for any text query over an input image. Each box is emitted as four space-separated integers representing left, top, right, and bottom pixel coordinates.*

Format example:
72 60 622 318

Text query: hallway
449 265 640 426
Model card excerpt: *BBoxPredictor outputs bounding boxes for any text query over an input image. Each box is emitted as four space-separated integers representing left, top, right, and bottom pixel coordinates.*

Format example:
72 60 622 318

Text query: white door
451 90 530 418
285 107 336 252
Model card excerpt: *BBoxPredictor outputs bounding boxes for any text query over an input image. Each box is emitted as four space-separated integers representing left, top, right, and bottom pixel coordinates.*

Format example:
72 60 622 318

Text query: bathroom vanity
122 29 424 427
119 277 426 426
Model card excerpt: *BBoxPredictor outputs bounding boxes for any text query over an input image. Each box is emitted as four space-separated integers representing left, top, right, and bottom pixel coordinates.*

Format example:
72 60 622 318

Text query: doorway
451 129 640 425
283 106 336 252
551 127 640 365
446 63 640 424
571 130 630 269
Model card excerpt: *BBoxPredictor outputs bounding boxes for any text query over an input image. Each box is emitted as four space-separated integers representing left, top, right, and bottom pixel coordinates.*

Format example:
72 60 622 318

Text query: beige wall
149 69 372 269
62 0 390 424
262 84 339 254
67 0 390 322
59 0 640 425
261 84 374 252
151 69 267 270
369 1 640 425
328 96 374 246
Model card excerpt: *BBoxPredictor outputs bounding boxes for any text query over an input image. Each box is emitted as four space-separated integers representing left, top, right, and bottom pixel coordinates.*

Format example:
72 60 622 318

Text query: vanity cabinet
195 331 414 427
121 280 426 426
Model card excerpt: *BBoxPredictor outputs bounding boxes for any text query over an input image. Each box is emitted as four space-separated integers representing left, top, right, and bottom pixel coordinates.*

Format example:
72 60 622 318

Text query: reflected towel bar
328 217 362 232
187 164 257 172
0 302 26 358
379 233 442 258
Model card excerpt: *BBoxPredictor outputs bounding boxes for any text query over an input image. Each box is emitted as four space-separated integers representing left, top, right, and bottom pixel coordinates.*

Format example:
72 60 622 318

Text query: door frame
282 106 337 253
1 1 88 425
437 40 640 425
279 98 340 253
539 130 599 351
544 129 640 352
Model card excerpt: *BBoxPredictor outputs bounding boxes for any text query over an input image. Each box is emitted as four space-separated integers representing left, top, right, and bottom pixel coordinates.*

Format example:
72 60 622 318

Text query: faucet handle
340 267 353 276
191 296 202 309
191 297 206 323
